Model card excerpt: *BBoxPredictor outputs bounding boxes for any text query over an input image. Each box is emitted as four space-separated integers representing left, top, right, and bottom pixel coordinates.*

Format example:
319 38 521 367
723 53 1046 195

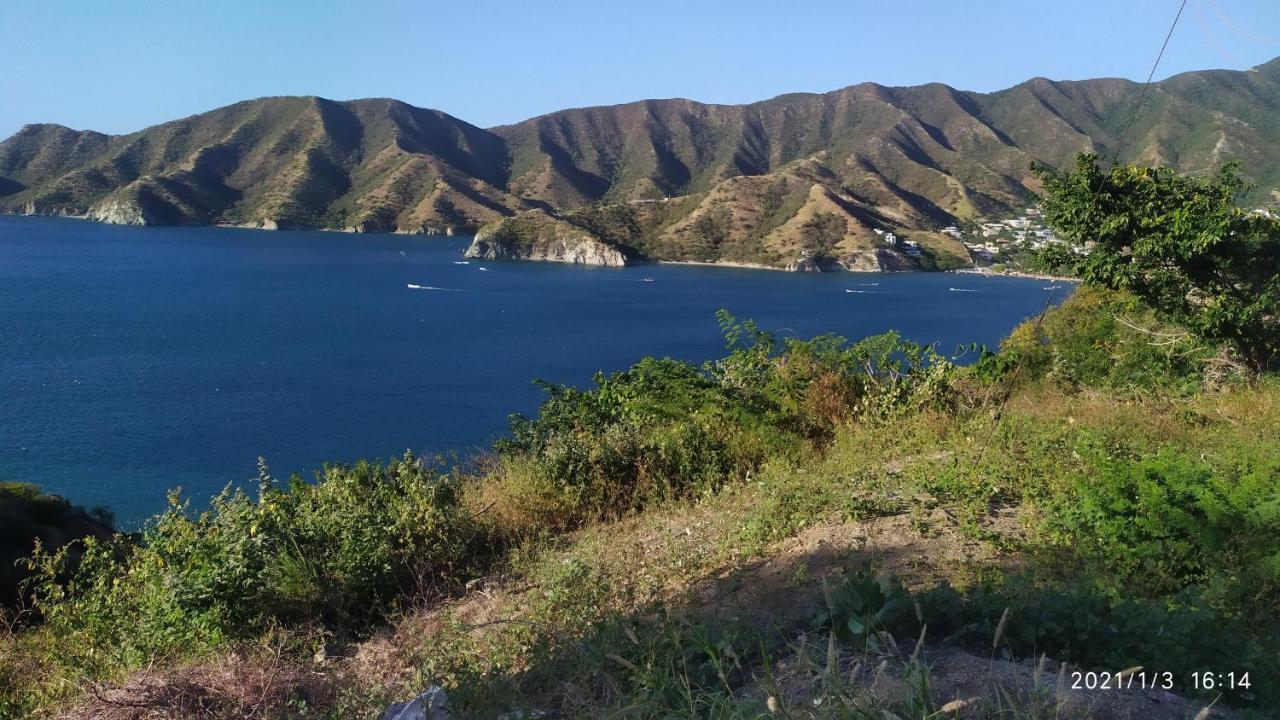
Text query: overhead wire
963 0 1191 479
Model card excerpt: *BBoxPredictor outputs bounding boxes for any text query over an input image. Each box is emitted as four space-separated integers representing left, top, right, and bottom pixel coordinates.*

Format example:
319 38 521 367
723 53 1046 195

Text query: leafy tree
1033 154 1280 371
432 196 469 230
689 211 729 262
801 211 846 258
568 203 641 247
761 178 787 218
1026 240 1077 275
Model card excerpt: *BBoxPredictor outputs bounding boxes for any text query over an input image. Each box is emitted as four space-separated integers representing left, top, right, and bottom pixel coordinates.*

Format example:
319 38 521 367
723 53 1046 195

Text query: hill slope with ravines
3 57 1279 269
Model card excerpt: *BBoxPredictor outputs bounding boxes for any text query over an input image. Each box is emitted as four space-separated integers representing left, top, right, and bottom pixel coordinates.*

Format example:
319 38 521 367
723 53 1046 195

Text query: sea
0 216 1071 526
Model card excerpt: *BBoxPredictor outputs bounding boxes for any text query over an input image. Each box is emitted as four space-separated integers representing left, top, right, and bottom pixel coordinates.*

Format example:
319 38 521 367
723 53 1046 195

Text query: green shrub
0 482 114 605
497 313 956 526
497 356 781 523
813 569 907 653
21 453 480 681
1041 450 1280 598
990 286 1213 393
1035 154 1280 371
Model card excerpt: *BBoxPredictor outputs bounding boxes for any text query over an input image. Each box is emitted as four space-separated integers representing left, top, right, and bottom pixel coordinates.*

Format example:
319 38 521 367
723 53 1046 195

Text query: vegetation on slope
3 58 1279 268
1 157 1278 718
0 483 113 609
1033 155 1280 371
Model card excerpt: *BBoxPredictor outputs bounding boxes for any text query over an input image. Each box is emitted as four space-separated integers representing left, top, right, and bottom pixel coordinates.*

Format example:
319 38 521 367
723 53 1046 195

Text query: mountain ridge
3 58 1278 269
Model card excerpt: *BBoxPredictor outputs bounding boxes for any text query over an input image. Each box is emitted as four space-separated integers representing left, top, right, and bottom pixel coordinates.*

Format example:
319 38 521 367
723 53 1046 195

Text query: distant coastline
949 267 1080 283
2 211 1085 280
655 259 784 272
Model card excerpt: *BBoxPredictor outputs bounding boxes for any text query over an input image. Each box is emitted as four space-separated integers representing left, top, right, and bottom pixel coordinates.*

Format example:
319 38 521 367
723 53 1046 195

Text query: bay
0 216 1069 526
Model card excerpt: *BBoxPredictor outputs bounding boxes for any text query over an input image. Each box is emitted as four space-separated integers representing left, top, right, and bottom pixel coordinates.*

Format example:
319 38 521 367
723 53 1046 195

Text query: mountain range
3 57 1279 269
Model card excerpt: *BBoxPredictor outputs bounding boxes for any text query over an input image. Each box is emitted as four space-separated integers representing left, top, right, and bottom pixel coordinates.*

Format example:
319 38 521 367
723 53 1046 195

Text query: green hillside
0 97 531 232
3 57 1279 269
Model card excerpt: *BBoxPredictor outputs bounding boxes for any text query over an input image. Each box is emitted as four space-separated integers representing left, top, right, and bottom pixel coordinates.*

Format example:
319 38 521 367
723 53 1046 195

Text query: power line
1111 0 1190 165
965 0 1190 482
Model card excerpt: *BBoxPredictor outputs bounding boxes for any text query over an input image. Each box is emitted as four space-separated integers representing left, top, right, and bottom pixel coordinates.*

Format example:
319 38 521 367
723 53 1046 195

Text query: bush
496 356 780 524
1035 154 1280 371
0 483 115 606
1041 450 1280 599
21 453 480 680
496 314 956 526
989 286 1214 393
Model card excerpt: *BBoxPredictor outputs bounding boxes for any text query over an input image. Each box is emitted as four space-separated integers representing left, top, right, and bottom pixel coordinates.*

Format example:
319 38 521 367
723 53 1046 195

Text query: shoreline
653 259 785 272
0 211 460 238
949 267 1079 283
2 214 1079 282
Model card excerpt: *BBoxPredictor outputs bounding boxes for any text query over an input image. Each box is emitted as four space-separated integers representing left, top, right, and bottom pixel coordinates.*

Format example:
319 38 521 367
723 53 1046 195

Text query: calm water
0 216 1069 526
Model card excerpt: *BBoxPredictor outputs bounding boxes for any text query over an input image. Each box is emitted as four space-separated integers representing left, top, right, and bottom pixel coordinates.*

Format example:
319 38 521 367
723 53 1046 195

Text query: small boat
1042 285 1062 290
453 261 470 265
949 288 978 293
399 251 406 256
478 267 489 271
640 277 656 283
859 282 881 286
407 283 424 289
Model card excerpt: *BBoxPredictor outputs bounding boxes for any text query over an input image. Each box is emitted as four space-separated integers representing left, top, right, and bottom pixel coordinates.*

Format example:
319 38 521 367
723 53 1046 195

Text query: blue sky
2 0 1279 139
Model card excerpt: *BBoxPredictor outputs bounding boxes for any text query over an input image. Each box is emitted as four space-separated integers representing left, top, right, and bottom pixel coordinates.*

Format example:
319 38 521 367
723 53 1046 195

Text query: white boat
453 261 470 265
407 283 424 289
949 288 978 293
478 267 489 271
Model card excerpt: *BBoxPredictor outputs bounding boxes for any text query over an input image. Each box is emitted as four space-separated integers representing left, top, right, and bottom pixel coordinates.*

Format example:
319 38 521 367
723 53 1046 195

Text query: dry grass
762 638 1239 720
59 646 334 720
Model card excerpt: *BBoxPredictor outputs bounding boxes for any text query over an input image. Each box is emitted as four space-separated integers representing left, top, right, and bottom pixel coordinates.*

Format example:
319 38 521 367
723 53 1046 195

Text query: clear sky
3 0 1279 139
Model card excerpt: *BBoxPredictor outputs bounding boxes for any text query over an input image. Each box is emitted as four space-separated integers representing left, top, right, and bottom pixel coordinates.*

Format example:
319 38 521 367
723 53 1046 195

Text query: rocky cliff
465 211 629 266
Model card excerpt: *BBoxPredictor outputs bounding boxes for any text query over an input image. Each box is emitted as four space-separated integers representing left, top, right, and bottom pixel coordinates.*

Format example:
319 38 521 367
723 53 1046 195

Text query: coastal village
868 205 1070 269
941 203 1275 270
949 206 1064 265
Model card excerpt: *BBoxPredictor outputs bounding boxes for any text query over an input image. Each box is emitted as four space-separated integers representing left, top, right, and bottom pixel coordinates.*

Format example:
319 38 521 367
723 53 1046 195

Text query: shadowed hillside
3 57 1278 268
0 97 533 233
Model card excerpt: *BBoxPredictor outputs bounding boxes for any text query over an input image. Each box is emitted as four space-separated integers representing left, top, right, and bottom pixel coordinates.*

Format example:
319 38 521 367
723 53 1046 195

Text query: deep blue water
0 216 1069 526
